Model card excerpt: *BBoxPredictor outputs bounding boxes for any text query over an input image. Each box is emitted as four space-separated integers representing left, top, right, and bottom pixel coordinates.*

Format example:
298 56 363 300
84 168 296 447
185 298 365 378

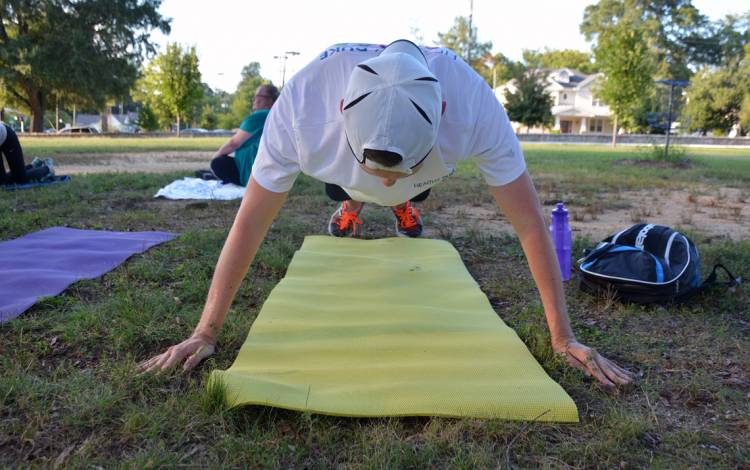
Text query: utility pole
466 0 474 63
656 79 689 159
274 51 300 88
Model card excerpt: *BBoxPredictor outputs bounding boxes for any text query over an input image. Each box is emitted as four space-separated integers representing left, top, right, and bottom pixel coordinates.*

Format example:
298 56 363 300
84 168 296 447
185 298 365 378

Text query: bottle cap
552 202 568 217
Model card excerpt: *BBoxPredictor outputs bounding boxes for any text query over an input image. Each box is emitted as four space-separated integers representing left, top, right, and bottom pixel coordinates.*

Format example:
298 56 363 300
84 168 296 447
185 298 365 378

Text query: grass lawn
1 144 748 467
20 136 226 155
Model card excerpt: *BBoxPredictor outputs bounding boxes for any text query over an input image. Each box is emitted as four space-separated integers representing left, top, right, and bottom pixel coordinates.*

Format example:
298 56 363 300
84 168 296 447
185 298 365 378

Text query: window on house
563 93 568 100
592 98 602 107
588 119 603 133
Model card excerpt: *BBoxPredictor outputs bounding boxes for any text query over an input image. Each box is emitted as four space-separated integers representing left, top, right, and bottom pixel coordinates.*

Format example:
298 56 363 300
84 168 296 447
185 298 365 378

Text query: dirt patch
427 186 748 242
51 151 211 174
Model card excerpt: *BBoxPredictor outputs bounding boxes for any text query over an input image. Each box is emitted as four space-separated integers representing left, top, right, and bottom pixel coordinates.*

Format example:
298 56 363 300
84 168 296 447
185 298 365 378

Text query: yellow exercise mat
211 236 579 422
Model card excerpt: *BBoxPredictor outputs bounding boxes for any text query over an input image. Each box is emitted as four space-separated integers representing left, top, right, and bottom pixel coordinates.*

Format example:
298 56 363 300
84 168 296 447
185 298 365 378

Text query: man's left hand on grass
555 340 634 390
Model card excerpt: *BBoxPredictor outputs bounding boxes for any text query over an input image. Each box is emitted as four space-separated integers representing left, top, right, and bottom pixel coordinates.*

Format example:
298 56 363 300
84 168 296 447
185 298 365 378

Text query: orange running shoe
392 201 423 238
328 201 364 237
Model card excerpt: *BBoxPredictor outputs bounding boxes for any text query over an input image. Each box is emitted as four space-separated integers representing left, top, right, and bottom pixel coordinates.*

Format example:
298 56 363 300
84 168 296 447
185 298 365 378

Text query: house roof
552 105 611 118
545 68 602 92
74 114 101 127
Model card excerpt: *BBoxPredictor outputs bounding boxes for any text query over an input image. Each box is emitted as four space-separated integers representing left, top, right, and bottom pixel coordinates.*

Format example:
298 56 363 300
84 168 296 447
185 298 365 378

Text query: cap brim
362 143 438 175
380 39 427 67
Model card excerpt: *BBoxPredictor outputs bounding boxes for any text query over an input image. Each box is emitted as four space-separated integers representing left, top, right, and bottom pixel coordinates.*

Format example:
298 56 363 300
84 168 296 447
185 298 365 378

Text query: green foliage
740 94 750 134
42 107 72 131
683 44 750 135
482 53 524 87
217 113 240 131
581 0 707 80
503 68 554 131
134 44 204 134
522 48 598 74
199 85 231 129
594 26 655 140
199 104 219 130
436 16 494 82
0 0 169 132
582 1 750 80
225 62 267 127
136 103 160 131
648 144 689 164
683 67 747 134
683 12 750 68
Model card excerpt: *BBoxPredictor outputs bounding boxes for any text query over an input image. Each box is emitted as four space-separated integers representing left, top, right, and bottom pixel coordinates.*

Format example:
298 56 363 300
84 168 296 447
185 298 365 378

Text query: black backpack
576 224 741 304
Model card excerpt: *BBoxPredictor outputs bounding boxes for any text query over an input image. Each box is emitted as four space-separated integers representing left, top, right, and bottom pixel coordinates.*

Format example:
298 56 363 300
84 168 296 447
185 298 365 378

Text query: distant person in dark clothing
0 122 31 185
210 84 279 186
0 122 54 185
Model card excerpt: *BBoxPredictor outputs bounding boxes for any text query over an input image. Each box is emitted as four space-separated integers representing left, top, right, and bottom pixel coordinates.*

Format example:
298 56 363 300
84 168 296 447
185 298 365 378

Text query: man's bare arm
138 177 288 372
489 171 633 389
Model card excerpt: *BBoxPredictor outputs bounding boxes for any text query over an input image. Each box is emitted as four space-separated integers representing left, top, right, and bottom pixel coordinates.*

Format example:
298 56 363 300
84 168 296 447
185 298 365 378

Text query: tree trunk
100 106 109 133
611 115 618 147
28 87 46 133
176 113 181 137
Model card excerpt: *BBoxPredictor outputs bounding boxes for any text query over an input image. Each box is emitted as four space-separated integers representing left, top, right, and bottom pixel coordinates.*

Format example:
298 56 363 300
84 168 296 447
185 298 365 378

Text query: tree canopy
593 25 655 144
218 62 268 129
683 44 750 135
581 0 709 79
522 49 597 74
436 16 495 82
133 44 203 135
503 68 554 132
0 0 169 131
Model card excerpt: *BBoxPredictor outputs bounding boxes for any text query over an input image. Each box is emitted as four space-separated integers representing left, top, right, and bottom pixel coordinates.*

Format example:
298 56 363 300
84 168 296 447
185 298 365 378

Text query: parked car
57 126 100 134
180 128 208 135
117 125 141 134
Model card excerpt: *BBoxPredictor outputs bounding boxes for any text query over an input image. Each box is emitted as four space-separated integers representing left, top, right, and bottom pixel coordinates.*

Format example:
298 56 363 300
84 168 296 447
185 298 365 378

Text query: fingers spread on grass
183 344 215 370
564 348 615 388
159 346 187 371
583 350 617 389
602 358 634 384
138 353 165 374
563 351 592 377
146 347 175 372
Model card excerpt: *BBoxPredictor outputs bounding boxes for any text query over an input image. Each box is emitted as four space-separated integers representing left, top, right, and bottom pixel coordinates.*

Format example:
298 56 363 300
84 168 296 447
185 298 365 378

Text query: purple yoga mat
0 227 177 322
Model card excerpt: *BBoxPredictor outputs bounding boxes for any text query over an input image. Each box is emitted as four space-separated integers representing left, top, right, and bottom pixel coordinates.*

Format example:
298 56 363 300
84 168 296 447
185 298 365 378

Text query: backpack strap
697 264 742 293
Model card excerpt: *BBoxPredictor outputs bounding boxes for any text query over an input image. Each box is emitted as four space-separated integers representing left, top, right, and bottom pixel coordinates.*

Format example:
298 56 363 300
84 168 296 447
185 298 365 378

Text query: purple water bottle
550 202 572 281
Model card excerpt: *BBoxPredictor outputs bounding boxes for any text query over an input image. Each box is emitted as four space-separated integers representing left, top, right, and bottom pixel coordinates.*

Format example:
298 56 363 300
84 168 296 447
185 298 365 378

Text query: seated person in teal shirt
210 84 279 186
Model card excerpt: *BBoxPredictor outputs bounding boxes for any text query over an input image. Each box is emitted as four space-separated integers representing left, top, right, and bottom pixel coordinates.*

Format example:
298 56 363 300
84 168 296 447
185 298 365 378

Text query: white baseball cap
342 39 441 175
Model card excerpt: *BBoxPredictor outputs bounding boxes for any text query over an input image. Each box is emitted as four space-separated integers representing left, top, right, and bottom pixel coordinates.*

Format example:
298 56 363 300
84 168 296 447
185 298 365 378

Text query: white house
496 68 614 134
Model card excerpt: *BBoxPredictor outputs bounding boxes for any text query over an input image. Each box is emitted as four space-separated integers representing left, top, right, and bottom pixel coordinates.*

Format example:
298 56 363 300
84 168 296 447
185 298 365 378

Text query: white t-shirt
252 43 526 207
0 123 7 147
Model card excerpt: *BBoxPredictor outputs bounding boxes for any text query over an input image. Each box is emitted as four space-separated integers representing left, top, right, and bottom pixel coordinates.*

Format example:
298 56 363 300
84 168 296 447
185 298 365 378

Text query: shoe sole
328 209 361 238
394 221 422 238
327 209 341 237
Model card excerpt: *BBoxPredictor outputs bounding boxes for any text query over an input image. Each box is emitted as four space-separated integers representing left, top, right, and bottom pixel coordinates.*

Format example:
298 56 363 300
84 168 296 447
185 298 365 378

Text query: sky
152 0 749 92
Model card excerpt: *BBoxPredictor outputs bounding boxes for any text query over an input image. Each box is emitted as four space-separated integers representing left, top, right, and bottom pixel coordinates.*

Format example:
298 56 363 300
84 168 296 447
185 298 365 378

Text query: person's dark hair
260 84 280 102
363 149 402 167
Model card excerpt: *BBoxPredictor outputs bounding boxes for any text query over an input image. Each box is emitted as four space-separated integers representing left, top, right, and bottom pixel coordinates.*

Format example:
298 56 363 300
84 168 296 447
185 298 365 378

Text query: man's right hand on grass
138 333 216 373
